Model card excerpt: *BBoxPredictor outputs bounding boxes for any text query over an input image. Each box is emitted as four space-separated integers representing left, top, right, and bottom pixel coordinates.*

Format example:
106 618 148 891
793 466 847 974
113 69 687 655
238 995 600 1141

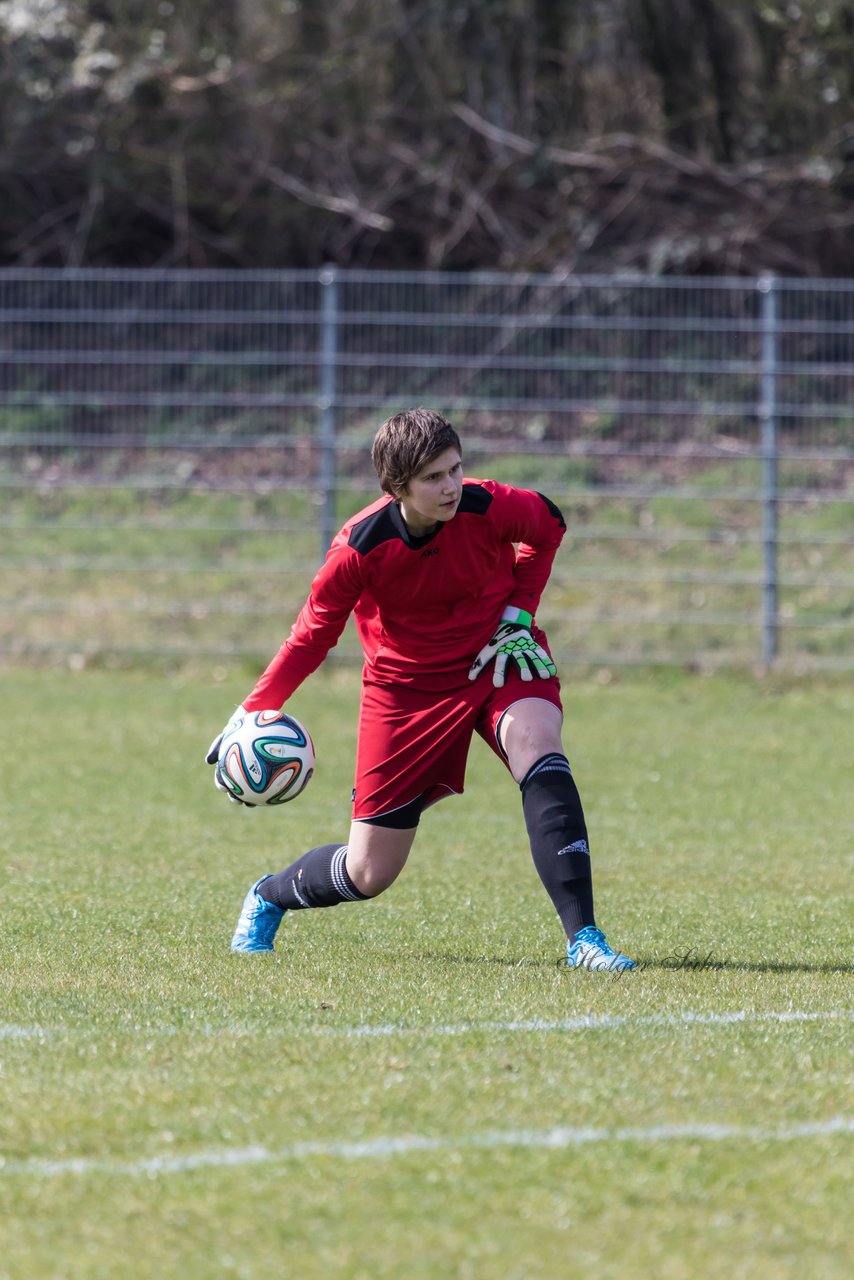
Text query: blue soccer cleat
230 875 284 953
566 925 635 972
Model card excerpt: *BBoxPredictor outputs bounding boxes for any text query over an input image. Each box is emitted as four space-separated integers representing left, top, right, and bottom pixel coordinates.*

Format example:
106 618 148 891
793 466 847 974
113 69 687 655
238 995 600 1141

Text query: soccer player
206 408 634 971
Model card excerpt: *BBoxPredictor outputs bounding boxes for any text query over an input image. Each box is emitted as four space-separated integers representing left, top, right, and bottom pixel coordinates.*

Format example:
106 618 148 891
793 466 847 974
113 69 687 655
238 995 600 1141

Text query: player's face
398 447 464 535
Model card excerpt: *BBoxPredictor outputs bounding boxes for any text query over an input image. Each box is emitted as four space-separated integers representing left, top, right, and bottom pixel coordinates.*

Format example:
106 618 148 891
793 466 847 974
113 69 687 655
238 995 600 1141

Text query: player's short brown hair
371 408 462 497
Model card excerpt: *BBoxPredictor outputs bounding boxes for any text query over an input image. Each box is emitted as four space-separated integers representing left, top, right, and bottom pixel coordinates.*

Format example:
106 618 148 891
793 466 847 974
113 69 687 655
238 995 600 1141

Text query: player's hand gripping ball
214 709 315 807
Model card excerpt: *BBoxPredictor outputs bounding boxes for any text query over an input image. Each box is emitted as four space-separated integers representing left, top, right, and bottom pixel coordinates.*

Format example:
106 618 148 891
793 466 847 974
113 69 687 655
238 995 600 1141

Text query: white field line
2 1116 852 1180
2 1009 852 1045
341 1008 854 1038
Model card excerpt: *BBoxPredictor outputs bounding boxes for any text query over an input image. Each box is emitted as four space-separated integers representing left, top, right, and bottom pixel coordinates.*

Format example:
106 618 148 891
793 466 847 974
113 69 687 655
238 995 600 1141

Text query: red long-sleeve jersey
243 479 566 710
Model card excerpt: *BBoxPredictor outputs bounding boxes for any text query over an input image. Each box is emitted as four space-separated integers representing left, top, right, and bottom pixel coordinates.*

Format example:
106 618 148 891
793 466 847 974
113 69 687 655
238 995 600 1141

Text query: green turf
2 666 852 1279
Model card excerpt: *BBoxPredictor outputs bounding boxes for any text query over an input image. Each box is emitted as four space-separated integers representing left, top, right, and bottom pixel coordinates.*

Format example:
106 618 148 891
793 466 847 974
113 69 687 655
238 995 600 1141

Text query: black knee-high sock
258 844 368 911
520 753 595 943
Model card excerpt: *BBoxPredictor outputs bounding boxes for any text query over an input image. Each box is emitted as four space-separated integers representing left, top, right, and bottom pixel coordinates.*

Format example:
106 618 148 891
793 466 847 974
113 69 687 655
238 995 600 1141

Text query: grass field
2 665 852 1279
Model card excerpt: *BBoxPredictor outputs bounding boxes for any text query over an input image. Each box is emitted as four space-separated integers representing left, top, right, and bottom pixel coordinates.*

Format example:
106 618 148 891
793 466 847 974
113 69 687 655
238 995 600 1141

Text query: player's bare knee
504 725 564 782
345 825 416 898
346 859 400 898
499 699 564 782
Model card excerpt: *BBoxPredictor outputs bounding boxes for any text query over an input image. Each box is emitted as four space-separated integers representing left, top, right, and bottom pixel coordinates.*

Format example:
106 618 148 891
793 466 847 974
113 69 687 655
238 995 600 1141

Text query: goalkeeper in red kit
206 407 634 971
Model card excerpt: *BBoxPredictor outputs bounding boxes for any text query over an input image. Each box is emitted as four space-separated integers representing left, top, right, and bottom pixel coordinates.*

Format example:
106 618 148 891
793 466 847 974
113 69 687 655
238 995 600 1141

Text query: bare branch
261 163 394 232
451 103 613 171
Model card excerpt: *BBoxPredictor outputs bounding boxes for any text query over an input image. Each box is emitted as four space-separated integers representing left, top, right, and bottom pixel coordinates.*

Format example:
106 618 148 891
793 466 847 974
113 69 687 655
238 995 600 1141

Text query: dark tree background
2 0 854 273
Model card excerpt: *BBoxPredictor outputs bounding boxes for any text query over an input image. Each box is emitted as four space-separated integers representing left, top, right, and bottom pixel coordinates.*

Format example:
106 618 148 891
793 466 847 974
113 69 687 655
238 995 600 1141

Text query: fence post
318 265 339 558
758 273 779 670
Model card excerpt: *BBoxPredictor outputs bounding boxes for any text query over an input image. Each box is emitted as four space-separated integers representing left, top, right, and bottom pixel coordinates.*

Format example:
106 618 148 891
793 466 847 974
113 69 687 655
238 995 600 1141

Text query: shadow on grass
408 949 556 970
411 948 854 976
643 956 854 975
630 945 854 974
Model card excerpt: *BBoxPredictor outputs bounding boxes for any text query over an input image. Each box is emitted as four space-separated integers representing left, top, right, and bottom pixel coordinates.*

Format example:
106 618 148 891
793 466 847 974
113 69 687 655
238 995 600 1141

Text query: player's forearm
508 541 561 616
242 599 350 710
499 488 565 616
243 545 363 711
241 636 326 711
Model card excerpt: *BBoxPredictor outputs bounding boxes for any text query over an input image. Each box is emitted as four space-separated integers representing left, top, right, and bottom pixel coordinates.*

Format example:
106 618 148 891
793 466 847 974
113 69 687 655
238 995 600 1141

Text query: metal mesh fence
1 268 852 670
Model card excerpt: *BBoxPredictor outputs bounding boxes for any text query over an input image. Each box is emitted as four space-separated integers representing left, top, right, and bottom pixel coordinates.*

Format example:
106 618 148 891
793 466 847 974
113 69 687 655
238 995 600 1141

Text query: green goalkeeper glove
468 607 557 688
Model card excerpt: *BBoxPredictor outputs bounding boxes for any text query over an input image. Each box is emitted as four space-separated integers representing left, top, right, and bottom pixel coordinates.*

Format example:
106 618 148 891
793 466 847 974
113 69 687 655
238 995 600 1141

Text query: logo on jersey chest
420 546 440 558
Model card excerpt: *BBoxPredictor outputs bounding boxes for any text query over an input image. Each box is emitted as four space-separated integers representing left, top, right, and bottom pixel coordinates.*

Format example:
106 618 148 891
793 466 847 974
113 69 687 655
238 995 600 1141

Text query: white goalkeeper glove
468 607 557 688
204 705 253 805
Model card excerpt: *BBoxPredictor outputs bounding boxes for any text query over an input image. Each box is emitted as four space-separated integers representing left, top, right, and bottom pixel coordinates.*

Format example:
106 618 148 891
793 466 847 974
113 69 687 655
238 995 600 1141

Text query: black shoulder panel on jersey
536 491 567 530
347 504 401 556
457 482 493 515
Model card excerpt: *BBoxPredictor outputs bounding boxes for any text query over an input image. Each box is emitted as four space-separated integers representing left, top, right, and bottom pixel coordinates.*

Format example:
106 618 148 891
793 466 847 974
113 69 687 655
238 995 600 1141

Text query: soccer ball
217 709 315 806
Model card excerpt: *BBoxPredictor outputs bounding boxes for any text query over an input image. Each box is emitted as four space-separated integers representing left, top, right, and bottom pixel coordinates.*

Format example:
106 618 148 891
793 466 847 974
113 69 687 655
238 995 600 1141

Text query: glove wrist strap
501 605 533 629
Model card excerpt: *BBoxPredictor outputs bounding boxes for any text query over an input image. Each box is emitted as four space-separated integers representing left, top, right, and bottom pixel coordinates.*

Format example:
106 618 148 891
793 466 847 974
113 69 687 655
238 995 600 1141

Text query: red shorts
352 665 563 823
